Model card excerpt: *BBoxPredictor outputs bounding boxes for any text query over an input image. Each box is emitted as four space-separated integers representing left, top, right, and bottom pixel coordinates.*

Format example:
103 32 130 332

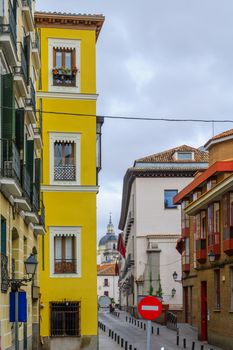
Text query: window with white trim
48 38 80 93
50 227 81 277
50 133 80 185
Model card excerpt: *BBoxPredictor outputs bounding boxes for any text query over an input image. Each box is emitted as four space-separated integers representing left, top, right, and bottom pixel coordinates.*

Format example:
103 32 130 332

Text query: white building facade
97 217 119 303
118 145 208 316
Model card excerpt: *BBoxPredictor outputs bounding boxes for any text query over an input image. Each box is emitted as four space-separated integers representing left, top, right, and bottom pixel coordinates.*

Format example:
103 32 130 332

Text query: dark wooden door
184 287 189 323
201 281 208 341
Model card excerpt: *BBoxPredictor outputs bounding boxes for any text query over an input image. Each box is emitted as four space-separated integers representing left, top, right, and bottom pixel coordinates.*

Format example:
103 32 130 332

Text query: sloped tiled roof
136 145 208 163
205 128 233 149
97 263 116 276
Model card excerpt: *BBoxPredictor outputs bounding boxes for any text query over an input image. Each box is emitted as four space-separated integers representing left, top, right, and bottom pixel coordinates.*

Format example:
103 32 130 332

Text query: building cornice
174 161 233 204
35 12 105 40
37 91 98 101
185 173 233 215
41 185 99 193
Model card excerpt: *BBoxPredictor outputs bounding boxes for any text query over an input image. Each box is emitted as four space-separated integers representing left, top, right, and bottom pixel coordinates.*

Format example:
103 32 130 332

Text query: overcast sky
37 0 233 242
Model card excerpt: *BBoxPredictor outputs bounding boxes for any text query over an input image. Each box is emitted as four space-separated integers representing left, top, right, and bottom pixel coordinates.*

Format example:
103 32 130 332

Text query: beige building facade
174 129 233 350
0 1 43 349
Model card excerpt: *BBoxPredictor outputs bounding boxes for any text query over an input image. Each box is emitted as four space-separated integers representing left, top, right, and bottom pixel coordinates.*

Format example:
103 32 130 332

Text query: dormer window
177 152 193 160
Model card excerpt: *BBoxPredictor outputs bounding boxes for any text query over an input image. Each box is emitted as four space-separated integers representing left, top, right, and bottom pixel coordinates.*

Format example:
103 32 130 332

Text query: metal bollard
200 346 204 350
129 345 132 350
192 342 195 350
183 338 186 348
141 322 143 328
112 331 114 339
126 316 128 322
138 320 139 327
109 329 111 337
152 326 154 334
135 319 136 326
144 323 146 330
157 327 160 335
176 335 179 346
115 333 117 342
117 335 120 344
125 341 128 350
121 338 124 348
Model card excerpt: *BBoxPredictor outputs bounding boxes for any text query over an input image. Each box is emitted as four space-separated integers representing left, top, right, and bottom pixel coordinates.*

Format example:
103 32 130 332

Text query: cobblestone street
98 310 223 350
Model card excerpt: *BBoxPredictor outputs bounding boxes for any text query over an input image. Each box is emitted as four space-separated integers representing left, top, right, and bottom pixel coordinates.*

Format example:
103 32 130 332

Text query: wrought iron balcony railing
0 139 21 182
32 30 40 51
31 184 39 213
54 165 76 181
54 259 76 274
39 201 45 226
1 254 9 293
22 0 32 10
21 165 31 200
0 1 17 50
20 43 28 84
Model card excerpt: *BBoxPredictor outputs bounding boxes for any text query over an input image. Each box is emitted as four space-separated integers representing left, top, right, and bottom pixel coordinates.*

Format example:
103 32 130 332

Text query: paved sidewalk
99 328 121 349
98 309 223 350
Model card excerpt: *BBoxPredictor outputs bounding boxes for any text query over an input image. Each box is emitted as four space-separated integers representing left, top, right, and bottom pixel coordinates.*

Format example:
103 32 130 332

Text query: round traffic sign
138 296 162 320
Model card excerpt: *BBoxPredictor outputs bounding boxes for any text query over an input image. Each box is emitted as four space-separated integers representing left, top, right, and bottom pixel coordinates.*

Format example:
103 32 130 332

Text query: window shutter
26 140 34 183
35 158 41 203
1 217 7 255
1 74 15 141
15 109 25 151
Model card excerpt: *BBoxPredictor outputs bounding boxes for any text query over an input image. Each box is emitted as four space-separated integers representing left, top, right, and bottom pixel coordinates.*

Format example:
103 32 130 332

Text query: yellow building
35 12 104 350
0 1 43 350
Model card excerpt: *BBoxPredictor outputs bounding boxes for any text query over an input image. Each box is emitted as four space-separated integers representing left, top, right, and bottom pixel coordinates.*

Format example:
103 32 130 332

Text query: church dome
98 215 118 247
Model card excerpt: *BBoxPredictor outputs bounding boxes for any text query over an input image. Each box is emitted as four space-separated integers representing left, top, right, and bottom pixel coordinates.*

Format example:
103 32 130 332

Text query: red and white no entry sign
138 296 162 320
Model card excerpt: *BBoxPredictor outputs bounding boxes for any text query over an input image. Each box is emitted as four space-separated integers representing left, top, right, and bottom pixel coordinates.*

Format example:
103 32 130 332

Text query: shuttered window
50 302 80 337
1 217 7 255
26 140 34 183
1 74 15 141
15 109 25 152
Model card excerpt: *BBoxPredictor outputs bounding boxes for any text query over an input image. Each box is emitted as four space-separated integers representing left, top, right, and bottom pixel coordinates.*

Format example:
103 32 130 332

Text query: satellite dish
98 295 111 308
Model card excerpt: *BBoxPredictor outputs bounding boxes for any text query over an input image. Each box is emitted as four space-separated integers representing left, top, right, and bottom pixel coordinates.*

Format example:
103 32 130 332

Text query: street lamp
208 251 215 263
172 271 182 283
171 288 176 297
8 254 38 350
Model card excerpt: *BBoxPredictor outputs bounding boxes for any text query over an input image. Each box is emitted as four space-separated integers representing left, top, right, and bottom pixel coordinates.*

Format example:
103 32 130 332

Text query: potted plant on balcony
52 67 59 75
72 66 78 76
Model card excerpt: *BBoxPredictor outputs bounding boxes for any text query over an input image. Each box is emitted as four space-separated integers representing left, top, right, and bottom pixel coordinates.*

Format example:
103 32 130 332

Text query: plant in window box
72 66 78 76
52 68 59 75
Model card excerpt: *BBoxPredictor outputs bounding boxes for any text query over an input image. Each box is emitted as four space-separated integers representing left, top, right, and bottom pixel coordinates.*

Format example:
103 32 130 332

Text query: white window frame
49 132 81 185
50 226 81 278
48 38 81 93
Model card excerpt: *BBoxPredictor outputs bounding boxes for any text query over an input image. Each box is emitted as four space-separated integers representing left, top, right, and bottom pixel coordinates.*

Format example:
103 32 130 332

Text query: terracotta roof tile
97 263 116 276
205 128 233 148
136 145 208 163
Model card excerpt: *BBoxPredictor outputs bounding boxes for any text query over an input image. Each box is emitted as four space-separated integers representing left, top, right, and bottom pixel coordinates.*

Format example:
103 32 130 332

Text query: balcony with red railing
196 238 207 263
223 226 233 255
182 254 190 273
208 232 220 258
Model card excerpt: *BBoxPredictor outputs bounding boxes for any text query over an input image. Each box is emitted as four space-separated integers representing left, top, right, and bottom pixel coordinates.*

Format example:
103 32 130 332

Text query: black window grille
50 302 80 337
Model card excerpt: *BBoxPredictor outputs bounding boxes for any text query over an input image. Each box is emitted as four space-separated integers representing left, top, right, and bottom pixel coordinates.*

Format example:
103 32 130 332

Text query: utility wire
2 105 233 123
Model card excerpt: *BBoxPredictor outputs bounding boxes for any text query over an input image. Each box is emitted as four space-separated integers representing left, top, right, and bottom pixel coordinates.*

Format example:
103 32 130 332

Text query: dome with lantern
98 214 119 263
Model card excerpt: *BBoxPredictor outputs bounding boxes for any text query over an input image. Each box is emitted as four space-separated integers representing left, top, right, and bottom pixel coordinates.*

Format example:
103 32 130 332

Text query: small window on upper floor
50 133 80 185
52 48 78 87
177 152 193 160
164 190 178 209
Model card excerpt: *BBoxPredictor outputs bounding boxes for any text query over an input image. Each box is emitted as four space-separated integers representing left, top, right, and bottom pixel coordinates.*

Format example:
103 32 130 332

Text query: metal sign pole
146 320 151 350
15 291 19 350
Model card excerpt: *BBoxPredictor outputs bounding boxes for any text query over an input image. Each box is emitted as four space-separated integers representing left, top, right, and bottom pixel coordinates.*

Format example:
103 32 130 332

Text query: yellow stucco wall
38 26 98 338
